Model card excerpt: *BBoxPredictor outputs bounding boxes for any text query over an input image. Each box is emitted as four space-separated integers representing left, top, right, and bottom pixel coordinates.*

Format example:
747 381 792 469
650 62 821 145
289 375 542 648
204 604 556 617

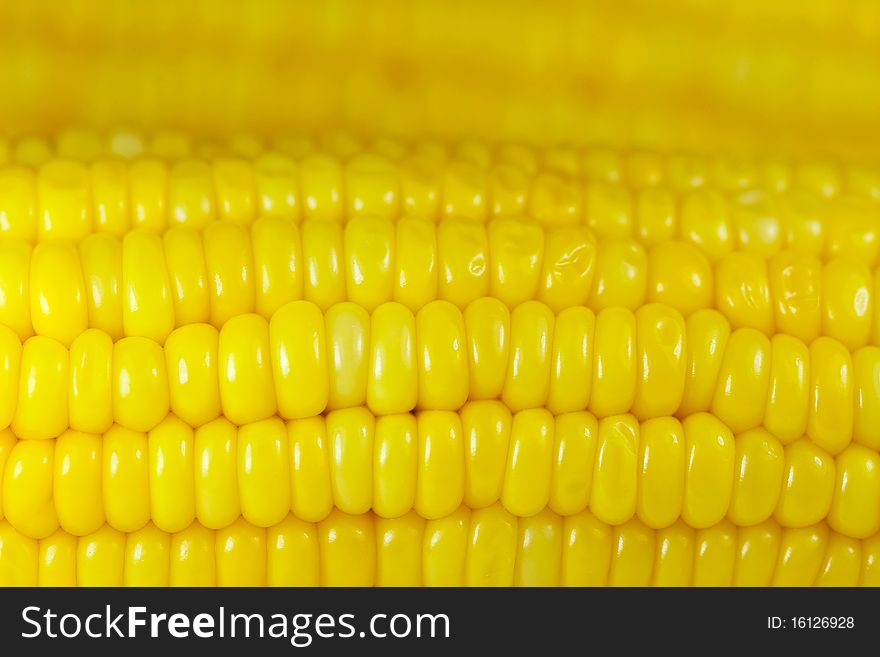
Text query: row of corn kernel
2 405 877 540
3 128 875 200
3 293 880 456
5 214 880 348
1 507 877 587
1 147 878 267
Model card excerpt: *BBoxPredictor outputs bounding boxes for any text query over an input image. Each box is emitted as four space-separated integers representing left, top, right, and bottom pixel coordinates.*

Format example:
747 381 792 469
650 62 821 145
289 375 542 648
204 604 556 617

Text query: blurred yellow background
1 0 879 156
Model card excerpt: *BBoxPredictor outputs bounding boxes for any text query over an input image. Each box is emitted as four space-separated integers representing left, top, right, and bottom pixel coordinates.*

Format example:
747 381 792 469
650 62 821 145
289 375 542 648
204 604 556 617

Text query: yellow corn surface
2 1 880 587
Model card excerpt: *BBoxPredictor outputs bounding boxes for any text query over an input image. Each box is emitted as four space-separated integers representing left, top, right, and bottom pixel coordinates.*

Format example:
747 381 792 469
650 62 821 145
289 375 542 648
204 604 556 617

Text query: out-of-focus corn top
2 0 880 157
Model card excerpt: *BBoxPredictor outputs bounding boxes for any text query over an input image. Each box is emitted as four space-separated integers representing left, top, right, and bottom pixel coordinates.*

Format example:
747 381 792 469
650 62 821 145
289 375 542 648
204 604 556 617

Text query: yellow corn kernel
828 444 880 539
731 190 781 256
0 429 15 520
78 234 124 340
38 160 92 242
77 525 125 586
204 221 256 327
301 221 346 311
853 346 880 450
393 218 438 312
767 249 821 345
288 416 333 523
437 219 490 307
822 257 873 350
0 240 33 341
609 517 655 587
632 303 686 420
149 415 195 533
54 430 103 536
124 521 170 586
30 242 88 347
38 529 77 586
501 408 553 517
0 326 21 432
168 160 216 229
238 417 290 528
373 414 417 519
375 511 424 587
808 336 853 455
549 411 598 516
121 229 175 344
861 534 880 586
399 152 442 220
267 514 319 587
112 336 169 432
733 520 781 587
324 302 370 411
163 227 210 325
815 532 861 587
3 439 57 538
415 410 464 520
585 181 632 239
164 323 221 428
0 520 37 586
711 328 771 434
561 509 612 586
589 239 647 311
635 187 676 244
763 334 809 444
422 505 469 586
547 307 594 414
466 502 518 586
327 407 374 515
514 508 562 587
693 519 736 586
69 329 113 434
130 158 168 233
13 336 69 440
589 307 636 418
679 189 733 262
0 166 37 242
441 160 487 222
775 438 836 528
368 302 417 415
637 416 685 529
488 219 544 308
170 520 216 587
591 414 638 526
270 300 329 419
461 400 511 510
502 301 554 411
251 216 303 318
653 520 695 586
488 164 529 219
90 158 129 236
826 195 879 266
194 417 240 529
216 517 266 587
345 154 399 220
772 524 829 586
682 413 734 529
213 158 256 225
463 297 509 400
299 154 343 223
647 241 713 317
728 428 784 526
344 216 394 311
538 226 596 313
218 313 276 425
715 251 774 335
318 509 375 587
416 300 468 410
103 425 149 533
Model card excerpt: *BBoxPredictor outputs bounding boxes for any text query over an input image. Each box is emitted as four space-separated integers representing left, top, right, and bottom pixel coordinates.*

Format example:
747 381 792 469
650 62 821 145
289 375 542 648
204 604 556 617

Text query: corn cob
2 507 879 587
2 400 878 541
